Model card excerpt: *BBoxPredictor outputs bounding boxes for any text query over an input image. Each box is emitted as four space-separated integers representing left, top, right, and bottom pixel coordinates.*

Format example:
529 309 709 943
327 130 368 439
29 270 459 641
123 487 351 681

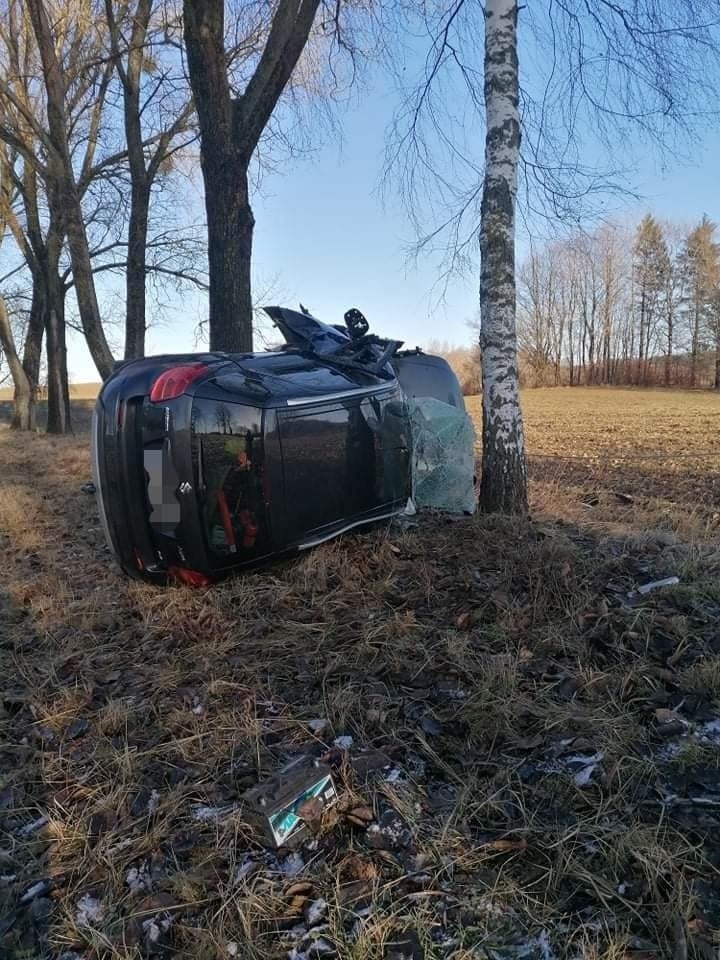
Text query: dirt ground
2 387 720 960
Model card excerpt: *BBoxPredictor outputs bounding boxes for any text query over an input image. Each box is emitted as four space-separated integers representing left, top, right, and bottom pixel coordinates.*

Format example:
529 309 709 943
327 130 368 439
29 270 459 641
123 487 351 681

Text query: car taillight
168 565 211 588
149 363 209 403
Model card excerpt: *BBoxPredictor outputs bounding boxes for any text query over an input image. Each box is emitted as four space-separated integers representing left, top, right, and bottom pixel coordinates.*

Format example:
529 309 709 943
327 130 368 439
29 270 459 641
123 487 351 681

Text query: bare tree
24 0 115 380
183 0 326 352
103 0 196 359
0 7 73 432
0 0 207 431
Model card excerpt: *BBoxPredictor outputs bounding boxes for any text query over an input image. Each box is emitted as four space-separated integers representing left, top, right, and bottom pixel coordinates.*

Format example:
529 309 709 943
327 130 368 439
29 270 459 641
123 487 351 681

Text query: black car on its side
92 307 464 585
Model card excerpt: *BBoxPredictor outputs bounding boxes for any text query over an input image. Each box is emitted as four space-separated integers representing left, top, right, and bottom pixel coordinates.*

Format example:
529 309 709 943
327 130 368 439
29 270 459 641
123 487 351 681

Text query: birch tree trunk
478 0 528 514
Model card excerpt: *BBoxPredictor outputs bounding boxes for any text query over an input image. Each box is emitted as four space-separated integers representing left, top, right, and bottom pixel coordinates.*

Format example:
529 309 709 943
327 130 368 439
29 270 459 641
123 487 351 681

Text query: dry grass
0 383 100 402
1 387 720 960
469 386 720 541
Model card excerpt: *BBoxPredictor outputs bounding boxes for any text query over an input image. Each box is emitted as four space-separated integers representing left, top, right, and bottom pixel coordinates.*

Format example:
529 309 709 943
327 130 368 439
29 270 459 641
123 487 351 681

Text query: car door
276 384 410 542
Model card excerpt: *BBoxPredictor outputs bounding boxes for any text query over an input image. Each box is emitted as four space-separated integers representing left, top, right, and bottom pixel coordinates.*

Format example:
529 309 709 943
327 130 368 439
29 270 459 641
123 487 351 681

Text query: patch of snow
308 719 329 735
147 790 161 815
281 852 305 878
191 803 232 822
307 937 334 956
226 943 238 957
487 930 557 960
384 768 403 783
333 735 353 750
699 719 720 744
656 740 685 760
125 863 151 892
570 753 604 787
234 857 258 883
305 898 328 926
17 815 49 837
20 879 51 904
538 931 556 960
142 913 173 944
476 896 515 919
75 894 104 928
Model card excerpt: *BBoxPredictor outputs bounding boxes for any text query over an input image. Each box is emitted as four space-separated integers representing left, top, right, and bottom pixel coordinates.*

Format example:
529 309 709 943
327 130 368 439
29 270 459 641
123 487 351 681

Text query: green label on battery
267 774 336 846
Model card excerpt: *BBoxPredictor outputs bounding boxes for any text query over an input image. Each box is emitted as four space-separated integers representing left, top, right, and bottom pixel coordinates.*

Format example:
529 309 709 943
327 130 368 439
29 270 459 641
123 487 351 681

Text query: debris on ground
242 756 337 847
3 422 720 958
636 575 681 595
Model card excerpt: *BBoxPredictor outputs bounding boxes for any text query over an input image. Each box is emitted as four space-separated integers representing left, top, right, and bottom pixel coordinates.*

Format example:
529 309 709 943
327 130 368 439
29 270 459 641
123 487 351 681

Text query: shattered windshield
409 397 476 514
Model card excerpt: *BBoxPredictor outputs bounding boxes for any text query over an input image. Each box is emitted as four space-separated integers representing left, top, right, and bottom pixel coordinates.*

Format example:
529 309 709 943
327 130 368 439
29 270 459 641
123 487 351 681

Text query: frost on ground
75 894 104 928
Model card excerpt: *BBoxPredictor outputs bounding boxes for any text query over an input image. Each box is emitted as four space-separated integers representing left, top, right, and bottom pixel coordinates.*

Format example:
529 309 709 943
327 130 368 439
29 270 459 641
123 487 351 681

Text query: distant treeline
434 214 720 394
517 214 720 389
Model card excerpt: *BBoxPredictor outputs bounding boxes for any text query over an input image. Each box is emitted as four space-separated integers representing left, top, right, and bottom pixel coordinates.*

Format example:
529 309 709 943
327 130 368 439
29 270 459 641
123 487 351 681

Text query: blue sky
66 54 720 383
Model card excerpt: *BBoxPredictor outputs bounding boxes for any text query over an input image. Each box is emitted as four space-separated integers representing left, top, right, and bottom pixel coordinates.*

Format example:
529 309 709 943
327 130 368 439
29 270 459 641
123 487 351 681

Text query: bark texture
111 0 153 360
478 0 528 514
183 0 321 352
0 295 33 430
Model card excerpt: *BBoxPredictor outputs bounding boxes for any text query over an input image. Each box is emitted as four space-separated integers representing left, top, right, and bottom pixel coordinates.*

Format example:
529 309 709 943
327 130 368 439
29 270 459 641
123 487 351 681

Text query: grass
0 383 100 402
1 386 720 959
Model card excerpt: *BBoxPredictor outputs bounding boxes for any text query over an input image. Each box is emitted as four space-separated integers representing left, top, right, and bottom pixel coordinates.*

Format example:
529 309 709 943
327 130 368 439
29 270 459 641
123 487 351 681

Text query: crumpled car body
92 307 473 585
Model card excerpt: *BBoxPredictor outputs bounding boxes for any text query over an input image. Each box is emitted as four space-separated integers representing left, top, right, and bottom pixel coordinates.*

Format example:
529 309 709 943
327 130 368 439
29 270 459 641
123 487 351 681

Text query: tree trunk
106 0 154 360
55 172 114 379
125 181 151 358
18 284 45 430
45 271 72 435
204 162 254 352
0 295 34 430
184 0 320 354
691 299 700 387
478 0 527 515
23 290 43 389
715 335 720 391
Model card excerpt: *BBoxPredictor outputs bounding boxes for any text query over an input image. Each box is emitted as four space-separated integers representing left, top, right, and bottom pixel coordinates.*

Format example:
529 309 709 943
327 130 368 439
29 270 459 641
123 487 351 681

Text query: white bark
479 0 527 513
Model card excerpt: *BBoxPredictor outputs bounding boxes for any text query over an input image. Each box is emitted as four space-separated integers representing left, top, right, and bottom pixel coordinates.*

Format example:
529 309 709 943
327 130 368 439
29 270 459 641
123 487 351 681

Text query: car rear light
149 363 209 403
168 565 211 588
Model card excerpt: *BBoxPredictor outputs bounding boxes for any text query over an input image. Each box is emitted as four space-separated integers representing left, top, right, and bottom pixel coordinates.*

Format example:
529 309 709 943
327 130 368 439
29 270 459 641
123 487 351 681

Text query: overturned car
92 307 474 585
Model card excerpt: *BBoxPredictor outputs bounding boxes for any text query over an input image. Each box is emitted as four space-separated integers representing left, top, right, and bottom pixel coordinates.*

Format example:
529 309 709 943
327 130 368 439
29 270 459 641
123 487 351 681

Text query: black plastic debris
92 306 475 585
